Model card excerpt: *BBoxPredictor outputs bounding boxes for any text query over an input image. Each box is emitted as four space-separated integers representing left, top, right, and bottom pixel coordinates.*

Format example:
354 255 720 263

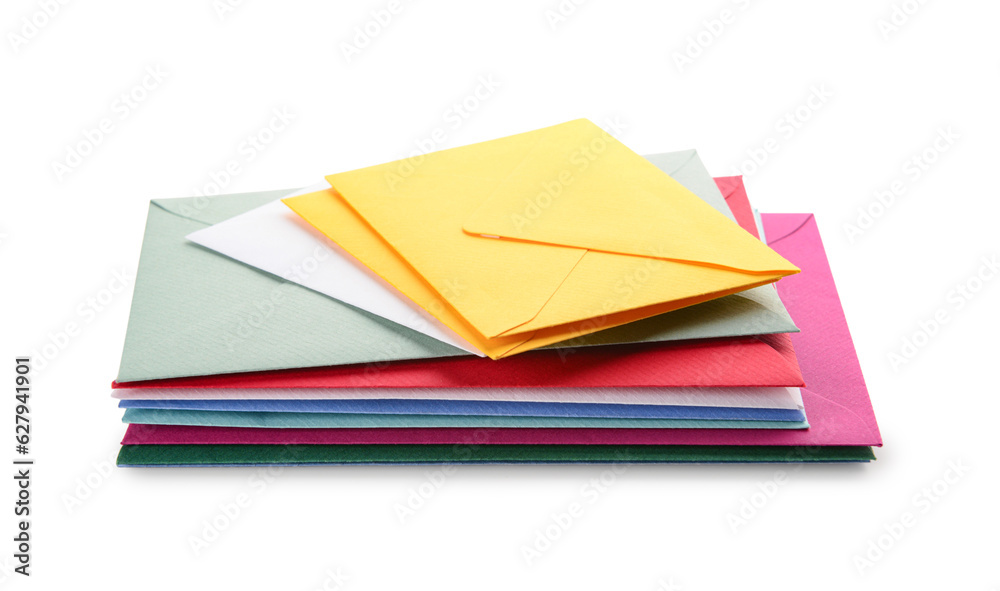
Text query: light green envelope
116 190 467 382
121 409 808 429
117 151 798 382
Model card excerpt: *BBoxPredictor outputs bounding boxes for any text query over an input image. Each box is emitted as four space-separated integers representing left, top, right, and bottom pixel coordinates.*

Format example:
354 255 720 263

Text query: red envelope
114 332 801 389
717 176 760 240
123 210 881 448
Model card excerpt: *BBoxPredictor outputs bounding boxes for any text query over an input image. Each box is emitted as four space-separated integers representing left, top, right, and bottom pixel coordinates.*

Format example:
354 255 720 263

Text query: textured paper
118 397 806 420
121 213 880 448
189 153 797 355
112 385 803 410
718 176 761 240
117 444 875 465
116 191 468 382
187 185 483 355
116 332 803 389
122 408 807 429
284 120 798 358
115 174 803 387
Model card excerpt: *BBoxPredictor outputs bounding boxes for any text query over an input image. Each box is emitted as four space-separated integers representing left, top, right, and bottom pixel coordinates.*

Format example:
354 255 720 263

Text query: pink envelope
123 211 882 447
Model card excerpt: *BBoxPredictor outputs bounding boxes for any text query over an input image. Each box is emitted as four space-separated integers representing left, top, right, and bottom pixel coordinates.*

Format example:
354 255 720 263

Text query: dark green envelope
118 444 875 465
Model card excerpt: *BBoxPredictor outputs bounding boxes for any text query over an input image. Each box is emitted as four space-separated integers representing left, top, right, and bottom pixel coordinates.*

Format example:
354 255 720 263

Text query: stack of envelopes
113 119 881 466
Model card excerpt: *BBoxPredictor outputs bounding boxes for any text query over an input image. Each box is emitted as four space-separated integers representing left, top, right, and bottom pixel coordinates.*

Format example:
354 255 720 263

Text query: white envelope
112 386 804 410
186 183 483 355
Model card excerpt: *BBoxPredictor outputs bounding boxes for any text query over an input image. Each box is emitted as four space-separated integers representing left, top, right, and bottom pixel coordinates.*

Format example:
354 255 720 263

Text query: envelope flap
798 388 882 445
762 212 815 246
117 192 466 383
462 120 797 275
644 150 736 223
317 125 591 340
715 176 760 240
151 190 291 226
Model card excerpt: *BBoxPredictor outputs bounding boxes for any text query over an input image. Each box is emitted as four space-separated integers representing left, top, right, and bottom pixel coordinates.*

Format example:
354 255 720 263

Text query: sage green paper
116 191 467 382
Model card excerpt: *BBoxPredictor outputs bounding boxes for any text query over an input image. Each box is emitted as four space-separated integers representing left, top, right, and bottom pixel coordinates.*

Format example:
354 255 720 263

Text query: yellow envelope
284 119 799 358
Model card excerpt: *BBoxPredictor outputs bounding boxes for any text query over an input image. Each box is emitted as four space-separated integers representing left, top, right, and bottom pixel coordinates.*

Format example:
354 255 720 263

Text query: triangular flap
152 189 294 226
643 150 737 224
316 124 591 340
462 120 798 275
713 175 744 199
762 213 816 247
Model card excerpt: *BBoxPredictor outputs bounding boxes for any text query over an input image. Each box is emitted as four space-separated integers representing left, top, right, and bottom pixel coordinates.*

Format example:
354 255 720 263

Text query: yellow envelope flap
321 125 589 340
462 119 798 275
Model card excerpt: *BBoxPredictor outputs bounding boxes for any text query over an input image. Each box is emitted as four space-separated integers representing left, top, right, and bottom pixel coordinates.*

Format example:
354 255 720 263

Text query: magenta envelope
122 212 881 448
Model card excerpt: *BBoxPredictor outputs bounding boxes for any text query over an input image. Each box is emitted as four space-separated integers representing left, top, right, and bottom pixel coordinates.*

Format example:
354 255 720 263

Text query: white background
1 0 998 589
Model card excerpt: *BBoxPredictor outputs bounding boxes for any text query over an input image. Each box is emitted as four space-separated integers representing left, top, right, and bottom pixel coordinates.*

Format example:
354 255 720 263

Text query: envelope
116 443 874 465
116 190 471 383
117 397 806 421
114 177 805 389
284 119 799 358
186 183 484 355
121 409 807 429
538 171 796 349
117 332 803 389
717 176 761 240
112 385 803 410
186 151 798 355
117 213 881 458
119 165 795 382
